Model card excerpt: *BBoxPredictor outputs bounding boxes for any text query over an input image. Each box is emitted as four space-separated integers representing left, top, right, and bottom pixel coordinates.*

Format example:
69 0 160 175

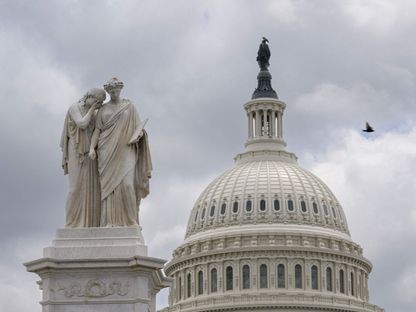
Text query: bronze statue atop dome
257 37 271 71
252 37 277 99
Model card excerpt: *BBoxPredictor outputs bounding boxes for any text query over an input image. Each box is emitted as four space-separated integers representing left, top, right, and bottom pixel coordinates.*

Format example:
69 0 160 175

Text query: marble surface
25 227 171 312
43 226 148 259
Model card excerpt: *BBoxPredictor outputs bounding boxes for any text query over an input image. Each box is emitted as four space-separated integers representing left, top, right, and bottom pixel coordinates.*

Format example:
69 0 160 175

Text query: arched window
351 272 355 296
301 200 307 213
210 268 217 293
194 211 198 222
201 208 206 219
326 267 333 291
245 200 252 212
312 202 318 214
242 265 250 289
288 199 294 212
260 264 268 288
311 265 318 290
210 206 215 217
232 201 239 213
220 203 226 215
260 199 266 211
277 264 285 288
295 264 302 288
331 206 337 218
274 199 280 211
340 269 345 294
198 271 203 295
178 276 182 300
226 266 233 290
187 273 191 298
323 204 329 215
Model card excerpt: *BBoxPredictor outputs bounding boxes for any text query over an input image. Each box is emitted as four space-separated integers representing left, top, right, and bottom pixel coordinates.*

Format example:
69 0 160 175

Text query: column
278 112 283 138
255 111 261 138
251 112 255 138
263 109 268 136
270 110 275 137
248 112 253 138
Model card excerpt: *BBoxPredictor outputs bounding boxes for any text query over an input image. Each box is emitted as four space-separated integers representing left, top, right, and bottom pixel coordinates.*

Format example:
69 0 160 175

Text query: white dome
185 160 349 240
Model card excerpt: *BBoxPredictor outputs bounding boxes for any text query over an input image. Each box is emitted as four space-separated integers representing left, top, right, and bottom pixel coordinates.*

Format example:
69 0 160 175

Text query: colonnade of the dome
169 256 370 303
164 226 380 311
246 101 284 140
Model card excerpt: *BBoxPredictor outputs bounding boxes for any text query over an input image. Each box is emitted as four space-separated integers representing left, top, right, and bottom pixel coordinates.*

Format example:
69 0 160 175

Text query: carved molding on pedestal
56 279 130 298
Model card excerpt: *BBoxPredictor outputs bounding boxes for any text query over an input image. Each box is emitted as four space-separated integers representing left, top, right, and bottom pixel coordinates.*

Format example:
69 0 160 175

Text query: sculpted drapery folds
60 88 106 227
89 78 152 227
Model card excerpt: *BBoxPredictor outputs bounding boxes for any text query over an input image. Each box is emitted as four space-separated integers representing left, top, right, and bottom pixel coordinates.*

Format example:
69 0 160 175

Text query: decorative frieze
56 279 130 298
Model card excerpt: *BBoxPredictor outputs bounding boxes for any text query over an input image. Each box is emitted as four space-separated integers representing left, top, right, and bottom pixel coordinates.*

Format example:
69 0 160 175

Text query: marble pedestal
25 227 171 312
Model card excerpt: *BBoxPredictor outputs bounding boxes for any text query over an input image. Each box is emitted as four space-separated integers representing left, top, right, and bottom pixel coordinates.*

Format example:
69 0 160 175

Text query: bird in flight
362 122 375 133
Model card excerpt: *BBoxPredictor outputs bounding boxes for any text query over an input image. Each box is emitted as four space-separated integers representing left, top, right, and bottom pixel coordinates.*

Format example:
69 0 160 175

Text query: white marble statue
60 88 106 227
89 78 152 227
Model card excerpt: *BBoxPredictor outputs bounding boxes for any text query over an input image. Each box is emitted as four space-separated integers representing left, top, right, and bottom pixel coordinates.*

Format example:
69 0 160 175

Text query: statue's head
104 77 124 100
262 37 269 44
84 88 106 107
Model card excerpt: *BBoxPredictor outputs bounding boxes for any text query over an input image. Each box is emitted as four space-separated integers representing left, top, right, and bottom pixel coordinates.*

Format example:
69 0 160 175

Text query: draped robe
60 102 101 227
96 99 152 227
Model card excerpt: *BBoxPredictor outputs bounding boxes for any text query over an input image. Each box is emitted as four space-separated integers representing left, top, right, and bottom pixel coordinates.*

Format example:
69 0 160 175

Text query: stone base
25 227 171 312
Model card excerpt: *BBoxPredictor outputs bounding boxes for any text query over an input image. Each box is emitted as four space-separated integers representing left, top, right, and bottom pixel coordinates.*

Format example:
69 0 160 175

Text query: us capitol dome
161 40 384 312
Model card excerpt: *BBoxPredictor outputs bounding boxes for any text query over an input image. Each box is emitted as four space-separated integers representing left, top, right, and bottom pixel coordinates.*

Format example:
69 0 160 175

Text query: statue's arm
89 128 100 160
69 104 97 130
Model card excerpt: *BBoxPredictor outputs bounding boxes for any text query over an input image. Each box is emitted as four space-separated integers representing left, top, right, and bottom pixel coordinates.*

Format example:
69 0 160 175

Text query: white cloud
311 128 416 255
341 0 398 34
141 174 217 259
309 128 416 309
12 63 78 115
267 0 300 25
395 265 416 303
0 237 50 312
380 63 416 92
294 82 389 118
0 275 40 312
340 0 416 36
0 30 78 116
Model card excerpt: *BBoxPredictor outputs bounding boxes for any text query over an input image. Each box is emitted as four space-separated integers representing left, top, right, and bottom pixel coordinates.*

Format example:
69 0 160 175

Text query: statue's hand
136 130 143 140
128 130 143 145
89 148 96 160
92 101 102 110
95 101 104 110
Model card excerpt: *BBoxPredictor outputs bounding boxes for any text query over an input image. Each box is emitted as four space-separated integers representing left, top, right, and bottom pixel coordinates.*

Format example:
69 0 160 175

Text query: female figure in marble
60 88 106 227
89 78 152 227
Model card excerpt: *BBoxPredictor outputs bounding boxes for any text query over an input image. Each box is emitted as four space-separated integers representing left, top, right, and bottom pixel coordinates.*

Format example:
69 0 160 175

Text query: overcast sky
0 1 415 311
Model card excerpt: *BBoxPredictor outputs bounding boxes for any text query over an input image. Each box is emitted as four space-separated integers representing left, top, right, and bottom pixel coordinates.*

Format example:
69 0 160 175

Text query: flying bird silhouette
362 122 374 133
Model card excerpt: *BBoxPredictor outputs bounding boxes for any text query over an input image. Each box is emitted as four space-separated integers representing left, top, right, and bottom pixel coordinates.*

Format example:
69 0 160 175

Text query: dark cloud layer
0 1 415 311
